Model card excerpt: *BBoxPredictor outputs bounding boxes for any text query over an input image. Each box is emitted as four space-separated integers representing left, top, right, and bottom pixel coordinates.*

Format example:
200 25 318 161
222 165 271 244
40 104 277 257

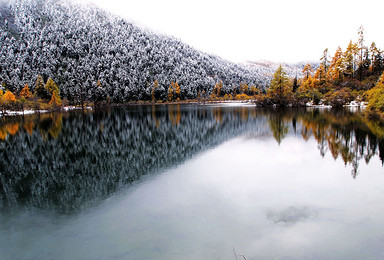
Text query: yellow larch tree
20 83 33 99
49 91 62 108
327 46 344 82
302 63 314 79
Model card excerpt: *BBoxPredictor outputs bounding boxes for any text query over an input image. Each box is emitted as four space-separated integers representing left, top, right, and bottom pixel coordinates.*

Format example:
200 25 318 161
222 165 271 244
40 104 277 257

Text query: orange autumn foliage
3 90 16 103
6 123 19 135
20 84 33 99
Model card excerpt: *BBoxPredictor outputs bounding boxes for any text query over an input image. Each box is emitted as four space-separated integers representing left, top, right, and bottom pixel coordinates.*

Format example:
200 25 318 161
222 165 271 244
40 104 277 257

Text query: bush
323 87 353 107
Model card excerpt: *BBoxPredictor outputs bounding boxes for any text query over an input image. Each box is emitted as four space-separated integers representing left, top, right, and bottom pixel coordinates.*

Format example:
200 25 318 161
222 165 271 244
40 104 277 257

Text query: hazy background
85 0 383 63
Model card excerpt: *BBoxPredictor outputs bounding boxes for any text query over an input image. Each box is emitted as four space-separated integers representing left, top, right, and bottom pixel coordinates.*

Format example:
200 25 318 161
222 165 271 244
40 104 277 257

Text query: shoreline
0 100 367 117
0 106 93 117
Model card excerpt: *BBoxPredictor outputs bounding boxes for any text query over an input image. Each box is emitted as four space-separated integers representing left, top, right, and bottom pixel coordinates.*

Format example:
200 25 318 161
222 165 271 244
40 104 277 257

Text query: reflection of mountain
1 106 383 214
0 105 269 214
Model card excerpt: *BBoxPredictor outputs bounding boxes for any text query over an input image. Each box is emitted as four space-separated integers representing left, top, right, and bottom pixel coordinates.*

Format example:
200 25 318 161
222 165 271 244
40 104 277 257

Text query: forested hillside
0 0 304 104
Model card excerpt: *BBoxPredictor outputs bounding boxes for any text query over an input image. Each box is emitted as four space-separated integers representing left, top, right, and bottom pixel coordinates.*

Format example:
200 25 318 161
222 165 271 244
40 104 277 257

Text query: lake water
0 104 383 260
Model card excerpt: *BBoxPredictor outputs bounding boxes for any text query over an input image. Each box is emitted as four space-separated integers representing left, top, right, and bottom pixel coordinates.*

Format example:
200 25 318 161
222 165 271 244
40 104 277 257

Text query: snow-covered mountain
0 0 305 102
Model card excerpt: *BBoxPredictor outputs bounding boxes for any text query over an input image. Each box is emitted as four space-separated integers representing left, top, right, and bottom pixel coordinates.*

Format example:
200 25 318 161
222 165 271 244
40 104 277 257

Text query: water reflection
0 105 269 214
0 105 383 215
284 109 384 178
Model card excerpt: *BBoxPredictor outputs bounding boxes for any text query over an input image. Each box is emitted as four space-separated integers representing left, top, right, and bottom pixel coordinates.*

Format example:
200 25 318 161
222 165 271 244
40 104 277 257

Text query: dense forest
0 0 307 108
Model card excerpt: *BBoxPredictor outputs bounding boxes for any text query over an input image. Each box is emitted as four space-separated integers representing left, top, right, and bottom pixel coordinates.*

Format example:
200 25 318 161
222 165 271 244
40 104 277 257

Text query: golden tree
168 85 174 102
20 83 32 99
302 63 314 79
173 82 181 101
3 90 16 103
267 65 292 105
49 91 62 108
210 81 223 99
365 71 384 118
314 64 327 85
45 78 59 95
327 46 344 82
296 76 322 105
168 81 181 102
343 40 358 78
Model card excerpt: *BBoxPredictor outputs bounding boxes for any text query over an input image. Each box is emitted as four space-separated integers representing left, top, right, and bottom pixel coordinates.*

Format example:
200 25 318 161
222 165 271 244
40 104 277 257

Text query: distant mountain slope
0 0 314 102
244 60 318 79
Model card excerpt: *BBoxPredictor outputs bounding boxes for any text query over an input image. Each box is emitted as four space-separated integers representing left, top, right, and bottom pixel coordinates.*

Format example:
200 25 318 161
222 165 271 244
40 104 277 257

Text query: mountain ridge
0 0 306 102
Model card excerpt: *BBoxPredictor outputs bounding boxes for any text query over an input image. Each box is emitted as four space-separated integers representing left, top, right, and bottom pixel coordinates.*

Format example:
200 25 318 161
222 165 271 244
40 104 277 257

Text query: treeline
0 75 62 113
253 27 384 112
205 27 384 116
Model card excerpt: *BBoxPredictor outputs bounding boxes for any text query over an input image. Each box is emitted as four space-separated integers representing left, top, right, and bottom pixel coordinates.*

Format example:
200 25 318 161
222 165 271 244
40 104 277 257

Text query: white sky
86 0 383 63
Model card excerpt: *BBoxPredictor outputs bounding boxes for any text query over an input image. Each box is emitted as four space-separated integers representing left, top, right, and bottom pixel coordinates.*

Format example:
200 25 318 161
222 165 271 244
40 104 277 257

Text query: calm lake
0 104 383 260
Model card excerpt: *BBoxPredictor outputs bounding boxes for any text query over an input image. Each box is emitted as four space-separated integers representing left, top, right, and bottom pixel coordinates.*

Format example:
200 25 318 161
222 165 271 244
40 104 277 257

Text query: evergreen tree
292 76 299 93
35 75 49 99
151 79 159 103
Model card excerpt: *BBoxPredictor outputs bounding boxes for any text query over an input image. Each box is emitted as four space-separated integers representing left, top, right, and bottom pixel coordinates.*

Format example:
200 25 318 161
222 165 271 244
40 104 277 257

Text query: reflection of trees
268 111 289 145
0 113 64 141
294 109 384 178
264 108 384 178
1 106 383 214
0 106 268 214
213 106 223 123
168 104 181 126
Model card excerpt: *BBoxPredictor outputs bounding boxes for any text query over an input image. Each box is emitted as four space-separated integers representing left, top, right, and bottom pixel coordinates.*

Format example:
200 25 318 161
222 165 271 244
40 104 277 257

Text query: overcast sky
86 0 383 63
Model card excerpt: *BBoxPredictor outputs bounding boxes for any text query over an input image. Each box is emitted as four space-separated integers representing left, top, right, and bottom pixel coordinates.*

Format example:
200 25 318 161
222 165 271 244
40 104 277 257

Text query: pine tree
35 75 49 99
370 42 384 75
151 79 159 103
292 76 299 93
